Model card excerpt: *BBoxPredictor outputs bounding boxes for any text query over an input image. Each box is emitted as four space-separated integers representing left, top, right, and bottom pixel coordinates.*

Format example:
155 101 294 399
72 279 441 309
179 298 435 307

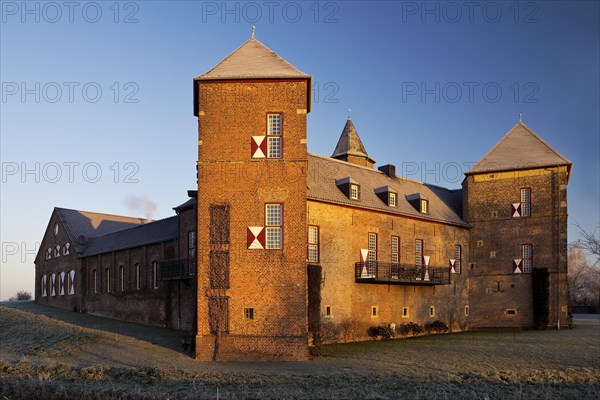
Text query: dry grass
0 303 599 399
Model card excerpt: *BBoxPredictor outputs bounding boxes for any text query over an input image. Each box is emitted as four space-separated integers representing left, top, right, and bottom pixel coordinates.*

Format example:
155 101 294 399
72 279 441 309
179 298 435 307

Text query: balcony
159 258 195 281
355 262 451 285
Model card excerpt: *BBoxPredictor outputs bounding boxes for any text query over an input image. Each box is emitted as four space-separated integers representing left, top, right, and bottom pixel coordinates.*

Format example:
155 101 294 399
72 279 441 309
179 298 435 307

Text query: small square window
371 306 378 317
350 184 359 200
506 309 517 316
490 251 496 259
402 307 409 318
244 308 254 320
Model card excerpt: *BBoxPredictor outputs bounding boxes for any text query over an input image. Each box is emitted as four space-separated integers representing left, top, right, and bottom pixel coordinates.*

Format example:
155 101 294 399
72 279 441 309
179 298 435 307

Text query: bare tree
574 223 600 266
569 223 600 309
8 290 32 301
207 289 229 361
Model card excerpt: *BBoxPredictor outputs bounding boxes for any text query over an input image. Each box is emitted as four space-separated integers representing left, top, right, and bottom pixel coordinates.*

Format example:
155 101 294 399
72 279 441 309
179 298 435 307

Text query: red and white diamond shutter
449 259 456 273
513 259 523 273
251 136 267 159
512 203 522 217
247 227 265 249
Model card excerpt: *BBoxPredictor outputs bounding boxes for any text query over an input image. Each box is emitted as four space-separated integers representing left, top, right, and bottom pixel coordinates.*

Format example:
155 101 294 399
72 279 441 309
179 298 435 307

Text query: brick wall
196 79 310 360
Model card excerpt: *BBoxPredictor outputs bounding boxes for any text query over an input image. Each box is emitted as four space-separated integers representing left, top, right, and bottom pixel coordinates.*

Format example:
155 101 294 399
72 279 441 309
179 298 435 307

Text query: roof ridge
55 207 149 222
88 215 177 239
518 122 572 164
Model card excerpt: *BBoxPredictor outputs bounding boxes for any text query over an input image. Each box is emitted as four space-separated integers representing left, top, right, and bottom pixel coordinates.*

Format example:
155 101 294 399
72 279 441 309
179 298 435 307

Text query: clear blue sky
1 1 598 299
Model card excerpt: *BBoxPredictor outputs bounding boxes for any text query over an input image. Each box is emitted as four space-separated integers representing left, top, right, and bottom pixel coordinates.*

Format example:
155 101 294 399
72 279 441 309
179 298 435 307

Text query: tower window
391 236 399 266
265 203 282 249
368 233 377 263
521 188 531 217
350 184 360 200
522 244 533 273
415 239 423 268
267 113 282 158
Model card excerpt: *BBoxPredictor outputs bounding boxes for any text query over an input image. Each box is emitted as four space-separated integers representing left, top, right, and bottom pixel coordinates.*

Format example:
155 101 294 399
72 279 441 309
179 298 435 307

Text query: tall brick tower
463 121 572 329
193 34 312 360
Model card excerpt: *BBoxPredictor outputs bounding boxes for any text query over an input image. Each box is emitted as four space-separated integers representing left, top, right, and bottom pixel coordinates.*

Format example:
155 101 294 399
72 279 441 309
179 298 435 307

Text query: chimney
378 164 396 179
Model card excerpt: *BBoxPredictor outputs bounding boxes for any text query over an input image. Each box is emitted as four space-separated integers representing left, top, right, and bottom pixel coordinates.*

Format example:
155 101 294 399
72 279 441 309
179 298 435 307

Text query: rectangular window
506 309 517 316
325 305 332 318
521 188 531 217
308 225 319 263
415 239 423 267
244 308 254 320
402 307 409 318
120 265 125 291
105 268 111 293
265 203 282 249
429 306 435 317
267 113 282 158
371 306 378 317
350 184 359 200
389 192 397 207
522 244 533 273
420 199 429 214
391 236 399 265
188 231 197 258
454 245 462 274
135 263 141 290
465 306 470 316
152 261 159 289
92 270 97 294
368 233 377 263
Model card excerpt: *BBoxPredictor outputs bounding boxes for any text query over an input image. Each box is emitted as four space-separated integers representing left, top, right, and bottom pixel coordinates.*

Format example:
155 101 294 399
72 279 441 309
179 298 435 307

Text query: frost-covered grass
1 304 598 399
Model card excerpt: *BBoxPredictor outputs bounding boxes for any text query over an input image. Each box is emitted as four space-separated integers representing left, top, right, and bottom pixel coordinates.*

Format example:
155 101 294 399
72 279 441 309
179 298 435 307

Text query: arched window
50 273 56 296
41 274 47 297
63 243 70 256
55 245 61 258
59 271 66 295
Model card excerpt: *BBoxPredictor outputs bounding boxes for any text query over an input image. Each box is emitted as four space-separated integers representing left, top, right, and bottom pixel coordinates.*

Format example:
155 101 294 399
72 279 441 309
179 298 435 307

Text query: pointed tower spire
331 118 376 168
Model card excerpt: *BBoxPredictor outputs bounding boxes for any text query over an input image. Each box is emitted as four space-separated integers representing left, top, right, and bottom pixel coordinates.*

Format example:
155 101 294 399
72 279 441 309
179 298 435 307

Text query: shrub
424 320 449 334
367 325 394 340
8 290 32 301
398 322 423 337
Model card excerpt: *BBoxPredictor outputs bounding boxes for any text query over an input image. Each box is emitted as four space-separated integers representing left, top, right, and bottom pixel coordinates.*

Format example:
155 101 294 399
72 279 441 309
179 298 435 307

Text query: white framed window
391 236 399 265
63 242 70 256
389 192 397 207
350 184 359 200
429 306 435 317
521 188 531 217
420 199 429 214
368 233 377 263
267 113 282 158
68 270 75 295
46 247 52 260
265 203 282 249
54 245 61 258
415 239 423 267
465 305 470 316
371 306 378 317
402 307 409 318
59 271 65 296
50 273 56 296
522 244 533 273
308 225 319 263
454 245 462 274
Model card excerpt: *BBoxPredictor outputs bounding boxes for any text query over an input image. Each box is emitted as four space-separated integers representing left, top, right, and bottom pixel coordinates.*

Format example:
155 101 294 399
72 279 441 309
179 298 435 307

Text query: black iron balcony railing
355 262 451 285
159 258 195 281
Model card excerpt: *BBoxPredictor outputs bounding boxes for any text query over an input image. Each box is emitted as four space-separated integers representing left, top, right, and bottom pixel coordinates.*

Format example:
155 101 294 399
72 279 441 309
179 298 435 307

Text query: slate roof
307 154 467 227
195 38 310 81
331 118 376 164
467 122 572 175
80 216 178 257
55 208 148 254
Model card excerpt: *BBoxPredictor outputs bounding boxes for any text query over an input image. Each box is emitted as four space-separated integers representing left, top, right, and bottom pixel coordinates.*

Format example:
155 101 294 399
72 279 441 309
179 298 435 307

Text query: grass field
1 302 599 399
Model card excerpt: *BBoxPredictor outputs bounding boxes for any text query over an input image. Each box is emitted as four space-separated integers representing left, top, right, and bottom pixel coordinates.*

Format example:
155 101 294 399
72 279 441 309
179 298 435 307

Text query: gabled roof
195 38 310 81
55 208 148 254
331 118 376 164
307 154 467 227
81 216 178 257
467 122 572 175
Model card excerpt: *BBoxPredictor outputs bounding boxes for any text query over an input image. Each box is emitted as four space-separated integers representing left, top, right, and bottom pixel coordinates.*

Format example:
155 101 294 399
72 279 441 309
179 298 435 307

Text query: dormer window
375 186 397 207
389 193 397 207
420 199 429 214
350 184 359 200
336 177 360 201
407 193 429 214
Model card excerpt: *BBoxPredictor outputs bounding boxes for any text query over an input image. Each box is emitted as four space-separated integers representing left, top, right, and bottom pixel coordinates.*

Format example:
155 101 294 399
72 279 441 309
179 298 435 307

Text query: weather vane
348 108 352 119
519 113 523 123
252 26 255 39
